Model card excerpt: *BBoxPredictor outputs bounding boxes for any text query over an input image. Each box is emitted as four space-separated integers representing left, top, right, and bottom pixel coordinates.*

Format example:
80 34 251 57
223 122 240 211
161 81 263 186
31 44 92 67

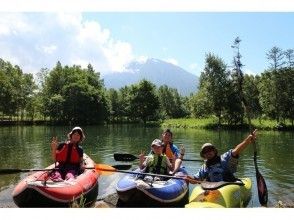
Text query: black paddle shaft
114 153 139 161
100 168 186 180
0 164 132 175
114 153 202 162
234 46 268 206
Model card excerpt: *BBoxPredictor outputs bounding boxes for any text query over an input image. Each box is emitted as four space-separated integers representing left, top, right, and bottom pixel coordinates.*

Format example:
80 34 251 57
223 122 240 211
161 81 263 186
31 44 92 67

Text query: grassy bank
162 118 294 131
1 117 294 131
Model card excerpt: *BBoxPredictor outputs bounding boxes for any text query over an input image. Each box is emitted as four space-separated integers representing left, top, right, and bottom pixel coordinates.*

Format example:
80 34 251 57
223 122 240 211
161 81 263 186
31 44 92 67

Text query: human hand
51 137 58 151
180 144 185 156
246 129 257 144
139 150 145 162
183 175 193 183
183 175 201 184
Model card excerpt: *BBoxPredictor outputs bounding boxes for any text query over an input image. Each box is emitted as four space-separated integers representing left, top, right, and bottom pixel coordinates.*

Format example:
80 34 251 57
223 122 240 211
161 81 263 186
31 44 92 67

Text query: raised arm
179 144 185 160
232 129 257 157
50 137 58 161
169 144 184 175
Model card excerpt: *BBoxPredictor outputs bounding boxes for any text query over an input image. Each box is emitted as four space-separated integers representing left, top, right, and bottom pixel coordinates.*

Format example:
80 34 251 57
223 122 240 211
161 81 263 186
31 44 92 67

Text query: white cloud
36 44 57 54
0 14 32 36
0 12 135 74
164 58 178 66
103 40 134 72
136 56 148 64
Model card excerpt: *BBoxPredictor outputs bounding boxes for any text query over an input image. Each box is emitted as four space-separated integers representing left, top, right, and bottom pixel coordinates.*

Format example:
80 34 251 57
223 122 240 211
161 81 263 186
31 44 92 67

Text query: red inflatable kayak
12 154 99 207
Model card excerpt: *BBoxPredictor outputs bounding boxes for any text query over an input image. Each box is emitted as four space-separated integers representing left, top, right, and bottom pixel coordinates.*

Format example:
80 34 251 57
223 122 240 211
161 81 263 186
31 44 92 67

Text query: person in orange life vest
50 127 85 181
161 129 185 175
185 129 257 184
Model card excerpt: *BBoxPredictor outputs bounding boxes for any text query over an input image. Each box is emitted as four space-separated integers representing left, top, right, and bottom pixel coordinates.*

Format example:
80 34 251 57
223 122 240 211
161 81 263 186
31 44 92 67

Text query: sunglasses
152 145 163 148
202 147 215 154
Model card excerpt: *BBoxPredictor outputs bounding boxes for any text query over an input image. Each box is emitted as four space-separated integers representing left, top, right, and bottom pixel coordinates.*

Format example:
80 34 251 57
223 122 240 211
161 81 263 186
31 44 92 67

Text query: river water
0 125 293 207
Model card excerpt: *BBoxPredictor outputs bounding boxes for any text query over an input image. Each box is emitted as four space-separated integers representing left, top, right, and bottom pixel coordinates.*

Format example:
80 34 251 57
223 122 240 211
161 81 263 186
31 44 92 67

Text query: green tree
15 72 37 120
129 79 160 124
41 62 109 124
189 87 211 118
199 53 230 125
118 86 132 121
243 75 262 118
284 49 294 68
258 71 273 119
107 88 120 122
0 59 36 120
157 85 188 119
266 46 285 71
224 81 243 125
276 68 294 124
26 93 43 121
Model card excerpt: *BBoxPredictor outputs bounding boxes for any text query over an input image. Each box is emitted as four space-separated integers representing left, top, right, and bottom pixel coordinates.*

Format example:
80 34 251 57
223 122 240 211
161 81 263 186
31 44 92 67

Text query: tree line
0 43 294 126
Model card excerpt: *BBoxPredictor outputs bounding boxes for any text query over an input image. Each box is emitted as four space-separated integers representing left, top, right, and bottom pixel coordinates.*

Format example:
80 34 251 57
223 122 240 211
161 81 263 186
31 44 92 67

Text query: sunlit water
0 125 293 207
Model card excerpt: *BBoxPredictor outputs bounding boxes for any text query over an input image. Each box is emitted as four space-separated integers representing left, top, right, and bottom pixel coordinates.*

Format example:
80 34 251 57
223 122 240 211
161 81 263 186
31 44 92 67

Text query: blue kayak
116 168 189 207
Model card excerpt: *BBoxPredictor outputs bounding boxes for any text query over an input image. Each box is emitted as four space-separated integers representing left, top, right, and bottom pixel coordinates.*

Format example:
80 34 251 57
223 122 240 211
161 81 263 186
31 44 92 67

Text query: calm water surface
0 125 293 207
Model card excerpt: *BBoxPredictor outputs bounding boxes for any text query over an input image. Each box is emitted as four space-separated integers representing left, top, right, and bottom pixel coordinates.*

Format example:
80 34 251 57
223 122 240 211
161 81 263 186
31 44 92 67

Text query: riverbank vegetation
1 39 294 130
162 118 294 130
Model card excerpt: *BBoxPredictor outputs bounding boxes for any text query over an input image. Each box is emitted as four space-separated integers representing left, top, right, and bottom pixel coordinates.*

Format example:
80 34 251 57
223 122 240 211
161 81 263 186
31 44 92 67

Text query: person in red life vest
50 126 85 181
161 129 185 175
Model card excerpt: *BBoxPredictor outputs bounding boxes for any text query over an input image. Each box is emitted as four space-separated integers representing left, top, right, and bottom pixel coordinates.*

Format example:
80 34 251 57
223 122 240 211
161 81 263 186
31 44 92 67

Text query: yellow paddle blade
94 164 116 176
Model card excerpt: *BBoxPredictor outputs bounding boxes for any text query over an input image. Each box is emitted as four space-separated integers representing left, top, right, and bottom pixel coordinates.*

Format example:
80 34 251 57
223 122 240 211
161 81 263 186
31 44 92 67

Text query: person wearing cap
50 126 85 181
139 139 172 178
186 129 257 183
161 129 185 175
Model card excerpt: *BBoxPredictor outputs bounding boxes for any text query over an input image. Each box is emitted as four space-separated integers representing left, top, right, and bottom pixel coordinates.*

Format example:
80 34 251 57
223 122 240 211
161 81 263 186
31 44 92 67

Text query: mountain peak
103 58 199 96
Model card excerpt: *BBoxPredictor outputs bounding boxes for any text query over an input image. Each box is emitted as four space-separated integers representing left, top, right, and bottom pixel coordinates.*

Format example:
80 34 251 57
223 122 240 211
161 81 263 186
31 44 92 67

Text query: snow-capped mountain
102 58 199 96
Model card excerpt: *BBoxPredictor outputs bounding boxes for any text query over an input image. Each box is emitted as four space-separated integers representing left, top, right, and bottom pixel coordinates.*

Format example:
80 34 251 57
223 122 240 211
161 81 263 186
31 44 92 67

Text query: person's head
162 129 173 144
200 143 218 160
151 139 164 155
68 126 85 143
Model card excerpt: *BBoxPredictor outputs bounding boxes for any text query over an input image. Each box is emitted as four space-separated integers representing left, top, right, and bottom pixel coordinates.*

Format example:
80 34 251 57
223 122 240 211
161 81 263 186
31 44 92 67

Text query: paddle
114 153 203 162
233 41 268 206
0 164 132 175
94 164 201 182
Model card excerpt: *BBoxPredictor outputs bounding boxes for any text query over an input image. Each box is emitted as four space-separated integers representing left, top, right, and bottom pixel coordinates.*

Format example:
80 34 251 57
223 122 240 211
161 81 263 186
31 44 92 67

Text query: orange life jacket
55 143 81 164
164 143 174 159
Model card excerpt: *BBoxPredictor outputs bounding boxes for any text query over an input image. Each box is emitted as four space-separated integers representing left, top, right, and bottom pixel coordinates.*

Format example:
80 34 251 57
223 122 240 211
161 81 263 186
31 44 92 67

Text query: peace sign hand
139 150 145 162
180 144 185 156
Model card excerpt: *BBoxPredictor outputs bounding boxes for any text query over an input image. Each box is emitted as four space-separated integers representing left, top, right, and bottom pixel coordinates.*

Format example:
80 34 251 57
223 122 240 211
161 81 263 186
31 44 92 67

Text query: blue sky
84 12 294 76
0 2 294 77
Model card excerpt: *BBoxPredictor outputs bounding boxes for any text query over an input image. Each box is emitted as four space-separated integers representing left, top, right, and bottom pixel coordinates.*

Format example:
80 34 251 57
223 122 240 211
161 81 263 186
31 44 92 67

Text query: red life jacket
55 143 81 164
